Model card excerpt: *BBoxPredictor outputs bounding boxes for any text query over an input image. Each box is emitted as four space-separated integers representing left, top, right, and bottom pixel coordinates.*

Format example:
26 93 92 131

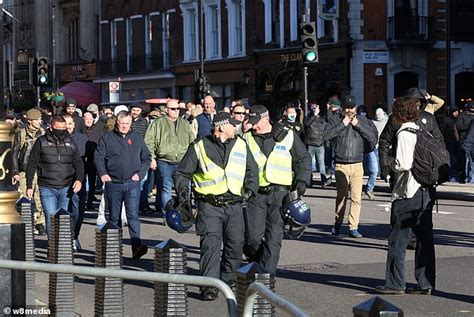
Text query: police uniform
243 105 312 274
173 113 259 298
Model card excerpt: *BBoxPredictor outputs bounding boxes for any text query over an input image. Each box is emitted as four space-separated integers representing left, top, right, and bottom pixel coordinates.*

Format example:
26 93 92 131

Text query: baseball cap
66 98 76 107
113 105 129 116
328 98 341 109
212 112 240 128
25 108 42 120
87 103 99 112
247 105 269 125
130 103 142 109
342 95 357 108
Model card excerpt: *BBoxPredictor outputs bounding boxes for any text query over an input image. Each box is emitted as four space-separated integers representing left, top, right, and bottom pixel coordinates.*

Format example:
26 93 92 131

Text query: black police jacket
173 135 259 197
26 130 84 189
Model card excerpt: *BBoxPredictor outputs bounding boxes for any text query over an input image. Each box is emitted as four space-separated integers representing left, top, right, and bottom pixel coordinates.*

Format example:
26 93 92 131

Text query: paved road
33 179 474 316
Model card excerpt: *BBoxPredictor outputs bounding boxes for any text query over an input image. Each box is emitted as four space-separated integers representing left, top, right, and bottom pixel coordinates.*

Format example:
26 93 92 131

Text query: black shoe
406 286 432 295
375 286 405 295
35 224 46 236
132 244 148 259
200 287 218 301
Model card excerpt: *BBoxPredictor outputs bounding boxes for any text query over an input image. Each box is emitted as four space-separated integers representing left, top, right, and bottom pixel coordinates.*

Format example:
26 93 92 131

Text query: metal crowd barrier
242 282 309 317
0 260 309 317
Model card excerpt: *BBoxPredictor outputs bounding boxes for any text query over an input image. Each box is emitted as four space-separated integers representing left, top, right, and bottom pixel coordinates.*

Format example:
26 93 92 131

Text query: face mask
92 113 98 119
52 129 68 140
312 108 320 116
287 114 297 122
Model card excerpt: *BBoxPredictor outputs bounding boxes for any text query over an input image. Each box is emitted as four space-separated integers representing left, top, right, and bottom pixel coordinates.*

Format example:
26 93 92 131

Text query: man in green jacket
145 100 195 212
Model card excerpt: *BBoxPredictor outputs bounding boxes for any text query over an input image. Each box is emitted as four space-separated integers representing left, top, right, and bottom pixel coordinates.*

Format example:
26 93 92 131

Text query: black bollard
154 239 188 317
0 122 25 310
48 208 74 316
236 262 276 317
94 222 124 316
17 197 35 305
353 296 404 317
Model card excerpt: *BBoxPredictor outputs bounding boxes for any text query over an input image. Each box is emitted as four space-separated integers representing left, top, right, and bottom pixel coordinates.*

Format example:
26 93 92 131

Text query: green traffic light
305 51 317 62
38 75 48 84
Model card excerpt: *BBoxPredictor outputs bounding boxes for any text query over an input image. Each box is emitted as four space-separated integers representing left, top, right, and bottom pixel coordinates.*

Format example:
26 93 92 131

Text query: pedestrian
439 106 460 181
325 96 342 182
376 97 436 295
364 108 388 199
130 103 149 139
64 98 85 133
461 120 474 183
25 116 84 238
94 111 151 259
11 108 46 235
63 113 88 251
323 95 378 238
281 104 304 140
174 112 259 301
145 100 195 214
454 102 474 183
242 105 311 274
192 95 217 138
304 102 330 187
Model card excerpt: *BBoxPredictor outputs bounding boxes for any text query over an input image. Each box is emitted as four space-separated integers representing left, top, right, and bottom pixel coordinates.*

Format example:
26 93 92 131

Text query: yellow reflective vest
193 137 247 196
243 131 294 186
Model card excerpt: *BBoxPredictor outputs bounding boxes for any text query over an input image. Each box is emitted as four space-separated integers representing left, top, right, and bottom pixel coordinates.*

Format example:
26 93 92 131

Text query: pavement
32 178 474 316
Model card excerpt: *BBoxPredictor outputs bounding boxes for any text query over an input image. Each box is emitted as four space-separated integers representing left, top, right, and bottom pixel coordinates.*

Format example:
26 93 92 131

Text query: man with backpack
376 97 439 295
11 108 46 235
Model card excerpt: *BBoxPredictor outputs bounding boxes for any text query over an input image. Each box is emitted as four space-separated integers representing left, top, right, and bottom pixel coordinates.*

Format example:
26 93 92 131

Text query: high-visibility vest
243 131 294 186
193 137 247 196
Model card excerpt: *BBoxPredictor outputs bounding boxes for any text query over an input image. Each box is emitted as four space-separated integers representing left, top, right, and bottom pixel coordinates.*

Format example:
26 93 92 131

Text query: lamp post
0 0 26 309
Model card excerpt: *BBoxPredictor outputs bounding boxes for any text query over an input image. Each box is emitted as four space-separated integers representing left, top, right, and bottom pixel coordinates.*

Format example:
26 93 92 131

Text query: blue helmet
281 190 311 239
165 197 195 233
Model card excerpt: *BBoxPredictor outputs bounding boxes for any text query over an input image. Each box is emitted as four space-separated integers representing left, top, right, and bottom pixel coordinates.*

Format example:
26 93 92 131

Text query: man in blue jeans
95 111 151 259
26 116 84 238
145 100 194 213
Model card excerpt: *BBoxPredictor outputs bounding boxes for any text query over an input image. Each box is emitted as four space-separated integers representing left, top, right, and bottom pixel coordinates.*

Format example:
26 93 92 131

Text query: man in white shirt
376 97 436 295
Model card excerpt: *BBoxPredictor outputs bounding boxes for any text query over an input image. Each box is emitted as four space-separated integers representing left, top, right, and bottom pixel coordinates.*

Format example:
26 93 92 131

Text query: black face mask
52 129 68 140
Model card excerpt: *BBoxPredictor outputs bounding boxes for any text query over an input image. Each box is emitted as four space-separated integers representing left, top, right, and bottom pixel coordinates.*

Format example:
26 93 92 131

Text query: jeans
70 180 86 240
105 180 142 247
308 145 327 181
385 187 436 290
365 149 379 192
466 152 474 183
156 160 178 212
139 170 150 209
39 186 73 238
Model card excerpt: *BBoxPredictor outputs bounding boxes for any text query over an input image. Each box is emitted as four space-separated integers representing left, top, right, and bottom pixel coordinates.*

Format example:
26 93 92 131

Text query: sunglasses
167 107 179 111
233 111 246 115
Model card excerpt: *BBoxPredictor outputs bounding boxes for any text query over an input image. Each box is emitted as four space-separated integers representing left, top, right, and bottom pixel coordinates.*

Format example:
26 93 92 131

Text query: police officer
174 112 259 301
243 105 312 274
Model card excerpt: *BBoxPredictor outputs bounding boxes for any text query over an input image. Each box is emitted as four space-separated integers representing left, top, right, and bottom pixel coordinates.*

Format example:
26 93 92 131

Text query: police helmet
165 197 195 233
281 190 311 239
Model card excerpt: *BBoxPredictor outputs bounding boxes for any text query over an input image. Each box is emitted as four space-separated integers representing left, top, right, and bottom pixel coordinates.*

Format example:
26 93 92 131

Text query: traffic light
299 22 319 63
37 57 49 86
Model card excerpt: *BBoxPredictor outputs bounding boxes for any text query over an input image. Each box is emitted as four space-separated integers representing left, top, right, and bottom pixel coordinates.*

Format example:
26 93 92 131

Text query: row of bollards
18 200 403 317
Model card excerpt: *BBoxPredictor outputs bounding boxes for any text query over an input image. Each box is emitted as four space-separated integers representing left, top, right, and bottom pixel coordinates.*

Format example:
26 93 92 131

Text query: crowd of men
6 88 474 300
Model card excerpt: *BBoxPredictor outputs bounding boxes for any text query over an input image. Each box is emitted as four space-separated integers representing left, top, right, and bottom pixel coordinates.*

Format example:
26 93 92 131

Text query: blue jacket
94 129 151 183
196 113 213 138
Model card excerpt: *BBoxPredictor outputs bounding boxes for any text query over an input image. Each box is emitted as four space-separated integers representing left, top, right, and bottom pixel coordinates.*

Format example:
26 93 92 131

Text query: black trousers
85 161 97 207
385 187 436 290
196 201 244 283
244 190 287 274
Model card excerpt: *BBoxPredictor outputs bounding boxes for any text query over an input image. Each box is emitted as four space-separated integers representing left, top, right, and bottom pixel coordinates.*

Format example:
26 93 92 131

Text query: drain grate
278 262 339 273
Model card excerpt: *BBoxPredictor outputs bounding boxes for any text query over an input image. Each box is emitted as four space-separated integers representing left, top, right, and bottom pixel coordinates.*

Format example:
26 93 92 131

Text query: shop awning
60 81 101 106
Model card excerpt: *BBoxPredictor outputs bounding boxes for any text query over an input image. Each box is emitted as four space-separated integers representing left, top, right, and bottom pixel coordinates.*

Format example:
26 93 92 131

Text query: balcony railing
97 54 165 77
387 16 435 45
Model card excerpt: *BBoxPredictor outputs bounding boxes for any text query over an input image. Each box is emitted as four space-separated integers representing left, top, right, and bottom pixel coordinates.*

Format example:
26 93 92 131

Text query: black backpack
399 127 450 187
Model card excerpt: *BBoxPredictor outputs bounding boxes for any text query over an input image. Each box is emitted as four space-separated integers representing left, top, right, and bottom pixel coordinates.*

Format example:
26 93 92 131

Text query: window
272 0 280 45
226 0 246 57
262 0 282 46
163 12 170 68
126 18 132 72
68 18 79 61
205 1 222 59
180 2 199 62
145 14 153 70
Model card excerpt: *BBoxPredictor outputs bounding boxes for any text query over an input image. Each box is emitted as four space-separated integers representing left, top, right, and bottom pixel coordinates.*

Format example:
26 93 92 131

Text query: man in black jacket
130 103 149 139
26 116 84 239
174 112 259 301
455 102 474 182
324 96 378 238
94 112 151 259
304 103 330 187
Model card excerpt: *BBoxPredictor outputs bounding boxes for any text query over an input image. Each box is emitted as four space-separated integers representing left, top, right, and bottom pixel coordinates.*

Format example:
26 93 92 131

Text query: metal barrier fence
0 259 309 317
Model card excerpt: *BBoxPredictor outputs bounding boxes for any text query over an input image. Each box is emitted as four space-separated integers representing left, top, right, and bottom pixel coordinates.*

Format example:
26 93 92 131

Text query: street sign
109 81 120 103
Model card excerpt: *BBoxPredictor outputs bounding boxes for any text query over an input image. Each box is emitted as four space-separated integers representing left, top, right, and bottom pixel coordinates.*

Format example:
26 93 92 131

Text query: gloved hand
273 123 291 142
294 181 307 196
178 187 190 204
241 190 253 208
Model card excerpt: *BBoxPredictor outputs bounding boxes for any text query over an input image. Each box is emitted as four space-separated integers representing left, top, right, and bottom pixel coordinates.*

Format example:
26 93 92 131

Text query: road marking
435 211 456 215
377 204 391 208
